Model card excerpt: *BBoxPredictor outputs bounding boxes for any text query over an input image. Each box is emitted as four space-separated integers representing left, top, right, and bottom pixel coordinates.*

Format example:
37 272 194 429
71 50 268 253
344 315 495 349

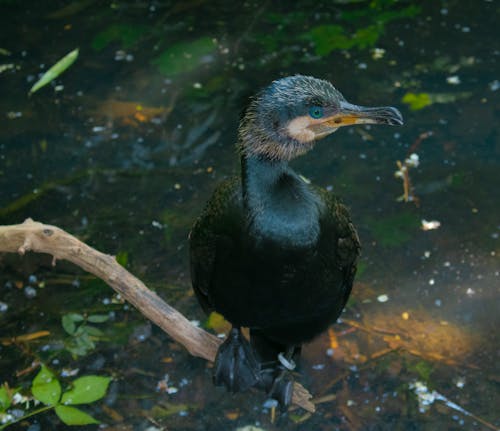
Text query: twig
0 219 315 413
395 157 419 206
394 131 433 206
407 131 433 157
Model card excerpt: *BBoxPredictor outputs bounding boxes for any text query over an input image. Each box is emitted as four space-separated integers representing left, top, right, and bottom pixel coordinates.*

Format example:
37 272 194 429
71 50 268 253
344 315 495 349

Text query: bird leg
214 328 295 410
213 327 262 392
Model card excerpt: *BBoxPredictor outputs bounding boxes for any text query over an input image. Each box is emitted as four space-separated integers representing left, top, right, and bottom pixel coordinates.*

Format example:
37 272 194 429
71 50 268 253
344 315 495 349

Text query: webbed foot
257 348 296 410
262 368 293 412
213 327 261 392
214 329 297 411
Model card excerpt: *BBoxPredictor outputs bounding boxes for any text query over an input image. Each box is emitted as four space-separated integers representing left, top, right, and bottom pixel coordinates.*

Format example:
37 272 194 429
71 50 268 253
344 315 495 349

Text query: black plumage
189 75 403 407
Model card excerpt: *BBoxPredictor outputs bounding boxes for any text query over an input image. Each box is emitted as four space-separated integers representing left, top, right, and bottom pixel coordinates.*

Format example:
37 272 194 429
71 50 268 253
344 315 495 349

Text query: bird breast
246 180 323 248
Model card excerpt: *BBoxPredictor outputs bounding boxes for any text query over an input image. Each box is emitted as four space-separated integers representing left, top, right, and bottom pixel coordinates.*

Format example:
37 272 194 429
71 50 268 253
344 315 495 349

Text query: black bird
189 75 403 407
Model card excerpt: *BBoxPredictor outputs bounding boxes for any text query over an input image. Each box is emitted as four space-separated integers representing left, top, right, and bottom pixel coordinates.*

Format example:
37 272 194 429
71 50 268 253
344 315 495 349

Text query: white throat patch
286 115 316 143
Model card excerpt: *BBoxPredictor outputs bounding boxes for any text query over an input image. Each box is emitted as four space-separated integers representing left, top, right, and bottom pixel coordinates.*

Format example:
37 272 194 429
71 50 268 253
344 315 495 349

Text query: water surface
0 1 498 430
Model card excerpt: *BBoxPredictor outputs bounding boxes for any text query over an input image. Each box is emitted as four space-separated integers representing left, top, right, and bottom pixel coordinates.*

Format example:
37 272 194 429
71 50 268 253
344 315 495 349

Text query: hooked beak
308 101 404 140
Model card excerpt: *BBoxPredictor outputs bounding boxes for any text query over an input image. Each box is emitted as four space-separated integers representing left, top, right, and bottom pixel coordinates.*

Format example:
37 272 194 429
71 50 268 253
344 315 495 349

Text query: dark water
0 1 498 430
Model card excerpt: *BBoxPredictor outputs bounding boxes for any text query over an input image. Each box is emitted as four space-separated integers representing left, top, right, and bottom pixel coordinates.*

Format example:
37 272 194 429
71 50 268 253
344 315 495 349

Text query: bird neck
241 154 291 200
240 154 322 246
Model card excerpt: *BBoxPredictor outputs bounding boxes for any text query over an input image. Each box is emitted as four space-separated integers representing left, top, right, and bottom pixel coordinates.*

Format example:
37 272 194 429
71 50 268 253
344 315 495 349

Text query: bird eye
309 106 324 119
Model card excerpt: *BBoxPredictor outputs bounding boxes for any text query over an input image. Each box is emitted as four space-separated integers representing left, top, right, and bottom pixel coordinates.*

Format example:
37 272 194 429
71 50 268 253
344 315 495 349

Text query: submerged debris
156 374 178 394
29 48 79 94
409 381 497 430
377 294 389 303
421 219 441 231
395 153 420 204
0 63 15 74
446 75 461 85
236 426 267 431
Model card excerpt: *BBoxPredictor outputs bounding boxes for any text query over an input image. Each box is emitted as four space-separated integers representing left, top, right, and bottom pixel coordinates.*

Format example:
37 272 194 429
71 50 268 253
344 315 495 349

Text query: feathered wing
316 187 361 311
189 178 243 314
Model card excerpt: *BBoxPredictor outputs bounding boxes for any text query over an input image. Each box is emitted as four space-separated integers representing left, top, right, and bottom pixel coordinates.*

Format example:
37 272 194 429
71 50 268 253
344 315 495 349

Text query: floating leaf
62 313 84 335
84 325 104 337
87 314 109 323
403 91 472 110
205 311 231 333
0 385 11 411
402 92 432 110
115 251 128 267
76 332 95 348
32 365 62 405
29 48 79 94
152 37 216 76
68 313 84 322
55 405 99 425
61 375 111 405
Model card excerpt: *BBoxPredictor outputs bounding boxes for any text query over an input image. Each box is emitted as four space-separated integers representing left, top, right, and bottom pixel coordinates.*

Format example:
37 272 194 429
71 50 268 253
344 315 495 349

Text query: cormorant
189 75 403 407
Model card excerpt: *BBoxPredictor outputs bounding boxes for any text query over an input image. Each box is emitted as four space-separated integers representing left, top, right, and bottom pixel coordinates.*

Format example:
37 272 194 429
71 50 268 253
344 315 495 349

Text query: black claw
268 372 293 410
213 327 261 392
254 365 294 410
213 328 296 411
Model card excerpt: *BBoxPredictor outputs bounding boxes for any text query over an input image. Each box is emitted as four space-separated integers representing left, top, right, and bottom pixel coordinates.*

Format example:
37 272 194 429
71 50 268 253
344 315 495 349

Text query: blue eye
309 106 323 119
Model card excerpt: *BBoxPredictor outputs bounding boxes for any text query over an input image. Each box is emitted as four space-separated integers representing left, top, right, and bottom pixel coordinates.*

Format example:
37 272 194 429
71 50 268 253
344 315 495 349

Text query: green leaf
69 313 85 322
402 92 432 111
0 385 11 411
29 48 79 94
402 91 472 111
87 314 109 323
67 343 89 357
32 365 62 405
115 251 128 267
61 376 111 405
152 37 216 76
62 313 83 334
71 332 95 354
55 405 99 425
84 325 104 337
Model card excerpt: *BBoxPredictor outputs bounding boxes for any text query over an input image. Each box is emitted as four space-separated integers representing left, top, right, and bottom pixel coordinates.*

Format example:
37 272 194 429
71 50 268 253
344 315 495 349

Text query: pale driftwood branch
0 219 315 413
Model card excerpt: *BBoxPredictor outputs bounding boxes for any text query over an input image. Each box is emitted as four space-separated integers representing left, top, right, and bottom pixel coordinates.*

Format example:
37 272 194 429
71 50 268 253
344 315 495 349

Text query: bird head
238 75 403 161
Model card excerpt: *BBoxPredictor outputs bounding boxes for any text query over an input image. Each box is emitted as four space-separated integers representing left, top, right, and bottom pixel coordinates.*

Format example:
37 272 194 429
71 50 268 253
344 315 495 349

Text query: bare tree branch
0 219 315 413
